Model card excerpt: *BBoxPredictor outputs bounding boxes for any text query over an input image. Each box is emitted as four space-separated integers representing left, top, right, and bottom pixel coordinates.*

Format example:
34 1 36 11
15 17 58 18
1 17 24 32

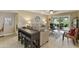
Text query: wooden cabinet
18 28 40 48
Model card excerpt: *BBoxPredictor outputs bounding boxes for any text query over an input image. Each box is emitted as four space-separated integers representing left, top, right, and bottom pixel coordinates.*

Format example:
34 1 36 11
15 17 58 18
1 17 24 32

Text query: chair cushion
68 28 76 36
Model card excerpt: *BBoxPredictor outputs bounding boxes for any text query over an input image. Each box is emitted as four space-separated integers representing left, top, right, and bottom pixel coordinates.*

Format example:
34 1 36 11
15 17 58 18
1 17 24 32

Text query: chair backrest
77 28 79 39
75 28 79 40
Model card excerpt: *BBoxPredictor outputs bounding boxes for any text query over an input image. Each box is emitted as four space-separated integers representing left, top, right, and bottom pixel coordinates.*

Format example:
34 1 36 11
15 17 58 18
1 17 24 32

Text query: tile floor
0 34 24 48
0 33 78 48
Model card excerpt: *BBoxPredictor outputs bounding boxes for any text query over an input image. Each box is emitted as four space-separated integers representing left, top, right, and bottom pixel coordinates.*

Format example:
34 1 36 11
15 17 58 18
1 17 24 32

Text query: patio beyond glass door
51 16 70 31
60 16 70 31
51 17 60 30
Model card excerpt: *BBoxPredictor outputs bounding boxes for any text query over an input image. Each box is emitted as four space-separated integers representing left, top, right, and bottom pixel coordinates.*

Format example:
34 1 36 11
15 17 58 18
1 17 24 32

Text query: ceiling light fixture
49 10 54 14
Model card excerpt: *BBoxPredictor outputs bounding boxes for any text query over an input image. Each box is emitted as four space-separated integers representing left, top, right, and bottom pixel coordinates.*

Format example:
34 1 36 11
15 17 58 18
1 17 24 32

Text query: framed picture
4 17 12 25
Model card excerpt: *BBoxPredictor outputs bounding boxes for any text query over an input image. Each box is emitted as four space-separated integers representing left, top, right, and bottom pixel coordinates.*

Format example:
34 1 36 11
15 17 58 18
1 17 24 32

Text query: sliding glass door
50 17 60 30
60 16 70 31
50 16 70 31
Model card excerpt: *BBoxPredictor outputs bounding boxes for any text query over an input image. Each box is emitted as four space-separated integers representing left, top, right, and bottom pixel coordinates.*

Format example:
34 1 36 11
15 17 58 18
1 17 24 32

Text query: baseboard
0 32 16 37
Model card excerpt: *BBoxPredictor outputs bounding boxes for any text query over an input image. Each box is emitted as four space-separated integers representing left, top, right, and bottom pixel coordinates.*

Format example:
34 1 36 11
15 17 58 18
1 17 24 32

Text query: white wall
17 11 48 28
18 15 27 28
0 17 4 30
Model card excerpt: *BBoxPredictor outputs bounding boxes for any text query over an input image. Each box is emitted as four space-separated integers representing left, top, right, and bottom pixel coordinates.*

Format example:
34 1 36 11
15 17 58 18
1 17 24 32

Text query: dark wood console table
18 28 40 48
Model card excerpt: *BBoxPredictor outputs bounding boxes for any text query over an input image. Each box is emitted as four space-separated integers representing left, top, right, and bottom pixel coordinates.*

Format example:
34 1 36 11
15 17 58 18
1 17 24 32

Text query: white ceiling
0 10 78 15
0 10 18 13
26 10 78 15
